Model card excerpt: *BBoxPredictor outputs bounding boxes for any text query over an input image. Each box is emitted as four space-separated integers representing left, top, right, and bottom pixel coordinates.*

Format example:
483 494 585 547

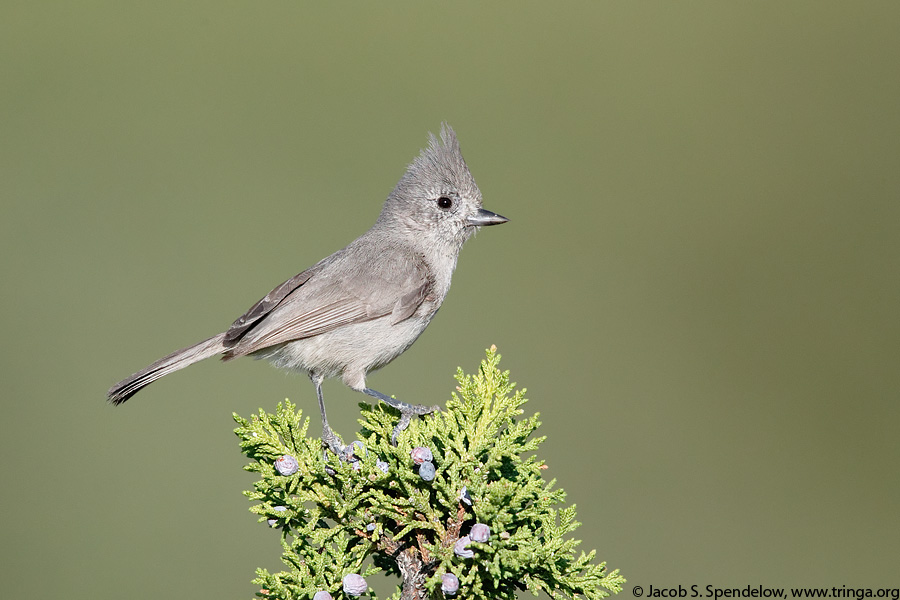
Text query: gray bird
107 124 508 453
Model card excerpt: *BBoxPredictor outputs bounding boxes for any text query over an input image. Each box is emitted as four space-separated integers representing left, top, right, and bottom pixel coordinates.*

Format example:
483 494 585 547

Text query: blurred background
2 2 898 598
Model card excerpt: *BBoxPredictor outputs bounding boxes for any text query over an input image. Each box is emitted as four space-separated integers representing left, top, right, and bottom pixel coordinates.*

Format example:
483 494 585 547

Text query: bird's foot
321 425 346 458
321 427 369 471
360 387 440 446
390 403 440 446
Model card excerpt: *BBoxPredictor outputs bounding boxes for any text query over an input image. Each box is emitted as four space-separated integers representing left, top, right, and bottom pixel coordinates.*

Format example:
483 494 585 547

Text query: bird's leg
311 374 346 458
361 387 439 445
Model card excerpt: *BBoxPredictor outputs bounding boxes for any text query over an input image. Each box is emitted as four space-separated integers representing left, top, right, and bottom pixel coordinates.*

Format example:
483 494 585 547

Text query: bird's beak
467 208 509 227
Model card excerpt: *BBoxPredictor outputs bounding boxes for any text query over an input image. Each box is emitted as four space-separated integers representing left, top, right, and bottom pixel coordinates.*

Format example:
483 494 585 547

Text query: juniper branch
234 346 625 600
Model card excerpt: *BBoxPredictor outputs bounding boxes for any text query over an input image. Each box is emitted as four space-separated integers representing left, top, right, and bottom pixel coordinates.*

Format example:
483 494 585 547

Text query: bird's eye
437 196 453 210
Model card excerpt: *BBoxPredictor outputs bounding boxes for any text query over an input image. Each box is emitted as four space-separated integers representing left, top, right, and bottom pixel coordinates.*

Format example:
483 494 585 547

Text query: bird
107 124 508 454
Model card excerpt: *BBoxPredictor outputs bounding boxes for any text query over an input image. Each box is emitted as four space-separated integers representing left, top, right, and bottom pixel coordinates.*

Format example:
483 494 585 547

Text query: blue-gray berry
313 591 333 600
274 455 299 476
458 486 472 506
410 446 433 465
376 459 389 474
453 536 473 559
342 573 367 596
441 573 460 595
419 460 436 481
266 506 287 528
470 523 490 543
366 522 376 532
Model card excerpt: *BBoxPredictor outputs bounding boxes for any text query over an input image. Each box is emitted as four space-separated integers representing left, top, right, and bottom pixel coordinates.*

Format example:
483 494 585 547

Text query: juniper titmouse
107 124 508 453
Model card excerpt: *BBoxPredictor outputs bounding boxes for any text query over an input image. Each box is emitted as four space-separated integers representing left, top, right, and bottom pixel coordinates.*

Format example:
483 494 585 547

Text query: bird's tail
107 333 227 405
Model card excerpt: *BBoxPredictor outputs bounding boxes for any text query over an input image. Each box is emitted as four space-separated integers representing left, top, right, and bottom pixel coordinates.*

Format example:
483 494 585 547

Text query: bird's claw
321 426 346 458
390 404 440 445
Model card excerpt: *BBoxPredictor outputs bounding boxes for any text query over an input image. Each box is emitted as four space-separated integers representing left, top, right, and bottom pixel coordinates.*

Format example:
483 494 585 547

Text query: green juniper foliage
233 347 624 600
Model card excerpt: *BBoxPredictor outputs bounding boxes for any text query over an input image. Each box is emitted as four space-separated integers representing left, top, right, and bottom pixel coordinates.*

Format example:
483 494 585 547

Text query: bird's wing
223 267 318 345
222 251 431 359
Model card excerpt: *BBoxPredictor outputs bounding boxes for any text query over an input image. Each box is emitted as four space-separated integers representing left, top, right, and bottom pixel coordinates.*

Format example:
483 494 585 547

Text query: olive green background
2 2 898 598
